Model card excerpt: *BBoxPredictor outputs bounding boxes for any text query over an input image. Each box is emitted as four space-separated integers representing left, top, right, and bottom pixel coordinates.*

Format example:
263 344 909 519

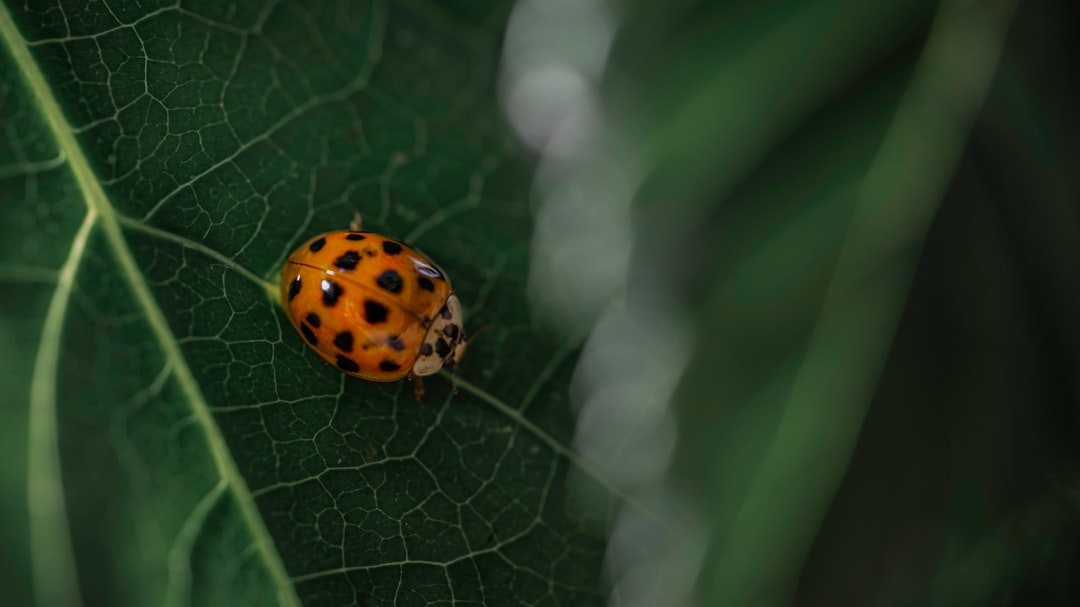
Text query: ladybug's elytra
280 216 466 387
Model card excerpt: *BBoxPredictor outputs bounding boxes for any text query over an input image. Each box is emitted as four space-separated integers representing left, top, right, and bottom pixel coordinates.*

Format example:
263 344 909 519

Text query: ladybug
280 216 466 389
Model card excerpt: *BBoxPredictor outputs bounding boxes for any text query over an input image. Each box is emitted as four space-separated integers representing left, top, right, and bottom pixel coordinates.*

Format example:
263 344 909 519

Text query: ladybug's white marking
412 295 466 376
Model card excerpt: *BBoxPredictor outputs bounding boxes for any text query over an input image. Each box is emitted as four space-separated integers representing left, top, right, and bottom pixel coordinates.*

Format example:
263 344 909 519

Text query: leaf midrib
0 5 302 606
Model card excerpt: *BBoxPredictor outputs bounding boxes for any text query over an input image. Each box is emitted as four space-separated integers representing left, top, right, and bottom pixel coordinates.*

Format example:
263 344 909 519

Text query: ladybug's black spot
288 277 301 301
439 306 452 320
419 342 434 356
322 280 343 307
334 251 361 271
364 300 389 324
380 360 401 372
376 270 403 293
309 237 327 252
382 241 403 255
444 324 459 339
336 355 360 373
345 233 365 241
334 331 354 353
387 335 405 352
300 324 318 346
435 338 451 358
305 313 320 328
417 277 435 292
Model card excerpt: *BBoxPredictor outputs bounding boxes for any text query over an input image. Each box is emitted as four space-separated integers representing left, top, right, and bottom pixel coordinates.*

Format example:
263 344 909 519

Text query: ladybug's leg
412 374 425 401
448 364 459 395
350 212 363 232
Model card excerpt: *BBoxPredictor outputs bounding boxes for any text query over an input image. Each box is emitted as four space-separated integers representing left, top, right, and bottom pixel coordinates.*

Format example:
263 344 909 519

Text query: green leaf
590 0 1023 605
0 1 623 605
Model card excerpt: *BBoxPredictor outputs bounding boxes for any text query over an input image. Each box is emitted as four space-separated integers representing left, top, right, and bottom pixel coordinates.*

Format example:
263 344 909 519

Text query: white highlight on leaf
570 297 703 607
572 300 685 486
500 0 615 152
500 0 636 334
606 495 706 607
503 64 590 151
501 2 701 606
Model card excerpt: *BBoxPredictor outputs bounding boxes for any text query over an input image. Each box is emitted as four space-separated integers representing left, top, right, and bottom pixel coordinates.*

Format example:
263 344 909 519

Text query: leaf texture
0 1 615 605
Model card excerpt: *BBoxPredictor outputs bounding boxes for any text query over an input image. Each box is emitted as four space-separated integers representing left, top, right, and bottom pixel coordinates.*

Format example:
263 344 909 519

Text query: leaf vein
116 214 279 299
26 207 96 607
446 373 666 525
164 480 228 607
0 5 302 605
138 0 389 222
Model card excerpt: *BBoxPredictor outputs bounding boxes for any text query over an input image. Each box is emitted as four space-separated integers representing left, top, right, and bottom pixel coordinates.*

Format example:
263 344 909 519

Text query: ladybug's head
411 294 467 377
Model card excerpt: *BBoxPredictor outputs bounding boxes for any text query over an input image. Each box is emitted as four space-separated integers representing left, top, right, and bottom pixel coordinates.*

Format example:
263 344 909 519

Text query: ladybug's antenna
464 324 492 346
442 324 490 394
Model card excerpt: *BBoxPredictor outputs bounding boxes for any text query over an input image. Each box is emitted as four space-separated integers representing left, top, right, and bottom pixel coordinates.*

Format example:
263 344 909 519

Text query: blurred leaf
603 0 1019 604
0 1 617 605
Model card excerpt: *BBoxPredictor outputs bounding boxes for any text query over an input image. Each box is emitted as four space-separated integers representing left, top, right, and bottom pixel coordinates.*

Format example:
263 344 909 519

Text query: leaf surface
0 1 614 605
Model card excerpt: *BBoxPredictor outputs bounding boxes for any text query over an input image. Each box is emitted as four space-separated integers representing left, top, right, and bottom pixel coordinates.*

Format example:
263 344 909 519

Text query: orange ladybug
280 216 466 385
